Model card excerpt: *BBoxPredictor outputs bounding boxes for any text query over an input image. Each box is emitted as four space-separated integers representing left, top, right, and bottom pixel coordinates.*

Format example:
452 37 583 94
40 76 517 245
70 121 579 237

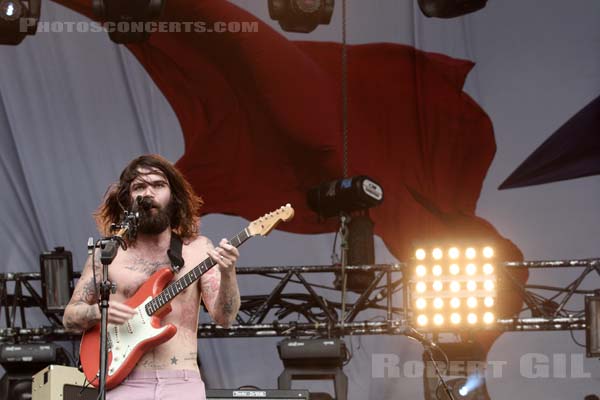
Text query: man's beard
137 200 174 235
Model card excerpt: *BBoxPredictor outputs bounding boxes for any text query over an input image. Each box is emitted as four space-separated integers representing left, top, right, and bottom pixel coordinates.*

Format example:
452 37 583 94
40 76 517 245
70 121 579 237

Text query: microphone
404 326 437 348
136 196 153 211
373 279 403 301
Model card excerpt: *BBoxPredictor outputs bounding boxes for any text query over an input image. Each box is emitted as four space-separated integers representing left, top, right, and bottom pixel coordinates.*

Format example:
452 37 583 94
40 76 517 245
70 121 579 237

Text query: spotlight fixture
585 291 600 357
0 0 40 45
423 342 491 400
307 176 383 218
417 0 487 18
268 0 334 33
439 376 488 400
40 246 74 313
409 244 498 330
308 176 383 293
93 0 166 44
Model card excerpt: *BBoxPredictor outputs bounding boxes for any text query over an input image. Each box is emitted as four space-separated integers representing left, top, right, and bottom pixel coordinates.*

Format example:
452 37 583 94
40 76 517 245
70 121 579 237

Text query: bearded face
128 167 175 236
137 197 175 235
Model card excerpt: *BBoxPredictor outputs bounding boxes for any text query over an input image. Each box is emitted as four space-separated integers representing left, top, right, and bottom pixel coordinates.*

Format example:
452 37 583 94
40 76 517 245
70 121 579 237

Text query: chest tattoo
124 257 171 276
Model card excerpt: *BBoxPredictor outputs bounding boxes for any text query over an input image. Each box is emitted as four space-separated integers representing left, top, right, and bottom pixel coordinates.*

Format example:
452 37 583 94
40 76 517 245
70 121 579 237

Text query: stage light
483 263 494 275
465 263 476 276
465 247 476 259
483 246 494 258
342 214 377 292
450 281 461 292
484 296 494 308
483 280 495 291
93 0 166 44
424 345 491 400
449 263 460 275
268 0 334 33
448 247 460 259
467 313 477 324
417 0 487 19
307 177 383 293
467 297 477 309
450 297 460 309
585 291 600 357
483 312 495 324
417 315 428 326
466 280 477 292
0 0 21 19
409 244 498 330
40 247 74 313
450 313 461 324
0 0 39 45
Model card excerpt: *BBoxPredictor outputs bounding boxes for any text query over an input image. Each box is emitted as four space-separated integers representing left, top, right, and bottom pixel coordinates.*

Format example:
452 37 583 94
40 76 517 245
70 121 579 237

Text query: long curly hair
94 154 203 242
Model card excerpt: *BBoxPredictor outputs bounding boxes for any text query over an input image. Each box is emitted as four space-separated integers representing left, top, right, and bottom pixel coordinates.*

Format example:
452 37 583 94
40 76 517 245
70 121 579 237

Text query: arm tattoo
222 296 235 314
212 276 240 325
79 277 100 304
199 237 240 326
63 301 99 332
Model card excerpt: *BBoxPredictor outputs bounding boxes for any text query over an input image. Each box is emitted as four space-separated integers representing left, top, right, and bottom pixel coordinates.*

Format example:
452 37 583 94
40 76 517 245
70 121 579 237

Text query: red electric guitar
79 204 294 389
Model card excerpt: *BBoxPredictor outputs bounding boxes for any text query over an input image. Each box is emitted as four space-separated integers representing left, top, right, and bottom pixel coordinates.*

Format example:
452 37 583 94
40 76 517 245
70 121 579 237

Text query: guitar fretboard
144 228 250 316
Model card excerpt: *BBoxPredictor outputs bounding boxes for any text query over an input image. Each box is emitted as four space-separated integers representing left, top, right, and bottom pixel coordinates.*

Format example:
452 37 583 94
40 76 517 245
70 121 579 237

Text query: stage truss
0 259 597 341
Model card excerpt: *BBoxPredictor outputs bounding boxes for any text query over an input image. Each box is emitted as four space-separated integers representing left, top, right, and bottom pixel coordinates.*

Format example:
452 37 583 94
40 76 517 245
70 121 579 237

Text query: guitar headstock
247 204 295 237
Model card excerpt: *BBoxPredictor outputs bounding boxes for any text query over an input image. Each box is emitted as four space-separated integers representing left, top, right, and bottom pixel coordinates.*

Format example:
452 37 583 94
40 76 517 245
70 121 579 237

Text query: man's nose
141 186 155 197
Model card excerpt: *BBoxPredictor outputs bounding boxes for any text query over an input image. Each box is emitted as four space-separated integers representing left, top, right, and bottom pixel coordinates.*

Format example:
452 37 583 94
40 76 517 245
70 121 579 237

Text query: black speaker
206 389 309 399
0 372 33 400
0 343 72 400
278 339 346 368
62 384 97 400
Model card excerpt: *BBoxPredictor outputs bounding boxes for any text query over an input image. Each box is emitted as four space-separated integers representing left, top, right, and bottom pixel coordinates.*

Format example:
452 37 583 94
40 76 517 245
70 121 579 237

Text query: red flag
55 0 527 346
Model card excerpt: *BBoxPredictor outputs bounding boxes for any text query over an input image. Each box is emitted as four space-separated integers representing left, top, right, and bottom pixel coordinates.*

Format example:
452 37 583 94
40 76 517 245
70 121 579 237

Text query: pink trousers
106 369 206 400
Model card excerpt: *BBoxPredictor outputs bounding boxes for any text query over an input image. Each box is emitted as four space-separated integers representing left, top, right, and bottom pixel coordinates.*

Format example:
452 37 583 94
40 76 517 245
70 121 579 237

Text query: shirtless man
63 154 240 400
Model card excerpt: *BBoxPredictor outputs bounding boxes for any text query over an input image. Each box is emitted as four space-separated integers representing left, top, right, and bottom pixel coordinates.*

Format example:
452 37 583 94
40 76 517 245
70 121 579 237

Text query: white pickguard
107 296 170 376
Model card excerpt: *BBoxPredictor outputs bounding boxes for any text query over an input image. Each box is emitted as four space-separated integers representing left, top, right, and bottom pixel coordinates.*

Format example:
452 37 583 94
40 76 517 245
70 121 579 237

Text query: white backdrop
0 0 599 398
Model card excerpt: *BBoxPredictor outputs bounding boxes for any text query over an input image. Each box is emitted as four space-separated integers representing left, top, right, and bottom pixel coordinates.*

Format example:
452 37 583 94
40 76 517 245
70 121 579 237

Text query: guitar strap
167 232 185 273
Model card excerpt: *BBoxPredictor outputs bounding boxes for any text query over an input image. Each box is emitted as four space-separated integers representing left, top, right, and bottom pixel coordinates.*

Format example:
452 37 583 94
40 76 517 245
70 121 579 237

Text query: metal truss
0 259 598 341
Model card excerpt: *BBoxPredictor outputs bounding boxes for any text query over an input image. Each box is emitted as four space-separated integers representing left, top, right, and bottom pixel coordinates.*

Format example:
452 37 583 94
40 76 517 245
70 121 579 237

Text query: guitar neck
145 228 251 316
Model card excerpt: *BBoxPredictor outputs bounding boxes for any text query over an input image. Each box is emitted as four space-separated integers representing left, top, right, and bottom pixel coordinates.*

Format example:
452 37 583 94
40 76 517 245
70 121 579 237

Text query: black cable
331 227 340 264
569 328 586 348
425 346 454 400
343 337 353 366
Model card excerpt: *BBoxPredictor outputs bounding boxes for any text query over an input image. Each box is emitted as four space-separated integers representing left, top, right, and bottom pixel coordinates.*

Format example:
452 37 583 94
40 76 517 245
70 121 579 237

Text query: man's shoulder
183 235 212 250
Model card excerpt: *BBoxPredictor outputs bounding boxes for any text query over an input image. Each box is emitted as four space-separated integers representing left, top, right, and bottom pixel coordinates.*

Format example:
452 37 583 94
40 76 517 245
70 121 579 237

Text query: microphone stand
95 207 139 400
403 327 455 400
